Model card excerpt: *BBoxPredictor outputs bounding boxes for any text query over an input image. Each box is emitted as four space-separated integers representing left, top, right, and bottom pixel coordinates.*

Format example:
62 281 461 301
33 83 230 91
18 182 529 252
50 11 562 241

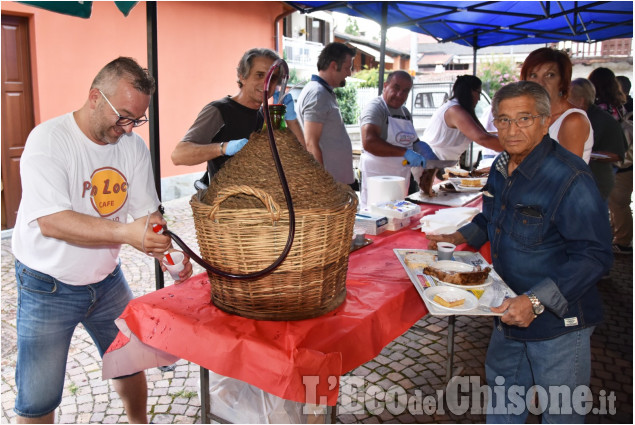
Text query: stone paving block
352 365 371 376
405 347 423 358
101 414 119 423
2 401 15 414
170 403 188 415
375 354 391 365
185 405 200 416
154 379 170 388
387 372 405 382
184 377 199 387
389 362 407 373
152 413 176 423
389 351 406 362
173 414 197 423
58 414 77 423
365 371 382 384
364 360 380 369
151 387 169 396
158 394 172 404
153 404 169 414
376 378 396 391
59 396 75 407
106 407 124 415
376 366 391 375
402 368 418 379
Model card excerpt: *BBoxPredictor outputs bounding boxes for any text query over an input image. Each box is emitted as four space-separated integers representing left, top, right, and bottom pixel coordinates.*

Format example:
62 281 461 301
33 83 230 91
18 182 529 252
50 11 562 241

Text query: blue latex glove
273 91 297 120
413 141 439 160
403 149 427 168
225 138 248 156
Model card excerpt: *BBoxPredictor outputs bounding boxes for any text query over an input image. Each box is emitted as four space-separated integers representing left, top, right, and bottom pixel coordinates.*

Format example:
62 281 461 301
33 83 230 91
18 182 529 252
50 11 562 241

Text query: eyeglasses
493 114 543 130
98 89 148 128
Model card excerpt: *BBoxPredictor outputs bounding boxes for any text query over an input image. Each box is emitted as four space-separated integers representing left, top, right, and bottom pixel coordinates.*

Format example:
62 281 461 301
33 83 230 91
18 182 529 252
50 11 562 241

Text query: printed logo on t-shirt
82 167 128 217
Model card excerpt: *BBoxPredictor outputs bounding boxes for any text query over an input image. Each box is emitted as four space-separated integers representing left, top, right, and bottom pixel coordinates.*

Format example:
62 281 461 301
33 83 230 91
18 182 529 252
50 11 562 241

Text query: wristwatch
219 141 225 155
526 292 545 316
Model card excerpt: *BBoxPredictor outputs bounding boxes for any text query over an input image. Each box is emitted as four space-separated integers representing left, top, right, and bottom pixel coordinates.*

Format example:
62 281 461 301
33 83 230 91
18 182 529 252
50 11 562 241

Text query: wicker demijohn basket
190 129 357 321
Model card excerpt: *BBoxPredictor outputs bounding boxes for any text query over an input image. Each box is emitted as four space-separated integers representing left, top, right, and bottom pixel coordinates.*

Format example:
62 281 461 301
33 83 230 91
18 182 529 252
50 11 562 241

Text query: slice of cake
404 252 435 270
460 178 484 187
432 293 465 308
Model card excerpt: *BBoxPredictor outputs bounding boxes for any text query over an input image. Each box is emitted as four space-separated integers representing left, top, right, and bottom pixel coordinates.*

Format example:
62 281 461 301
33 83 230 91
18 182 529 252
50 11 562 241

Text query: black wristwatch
526 292 545 316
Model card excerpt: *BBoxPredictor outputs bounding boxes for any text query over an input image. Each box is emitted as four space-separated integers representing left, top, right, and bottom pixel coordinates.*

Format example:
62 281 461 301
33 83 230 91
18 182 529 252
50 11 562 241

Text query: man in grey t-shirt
359 70 433 206
296 42 356 185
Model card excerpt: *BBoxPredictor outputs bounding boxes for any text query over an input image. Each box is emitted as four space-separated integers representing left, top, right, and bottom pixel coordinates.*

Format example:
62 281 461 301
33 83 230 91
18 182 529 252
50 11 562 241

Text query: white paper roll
366 175 407 206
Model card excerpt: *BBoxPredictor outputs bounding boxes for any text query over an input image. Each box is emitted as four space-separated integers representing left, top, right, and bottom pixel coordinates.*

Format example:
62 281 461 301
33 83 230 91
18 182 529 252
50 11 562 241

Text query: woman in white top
521 47 593 163
423 75 502 161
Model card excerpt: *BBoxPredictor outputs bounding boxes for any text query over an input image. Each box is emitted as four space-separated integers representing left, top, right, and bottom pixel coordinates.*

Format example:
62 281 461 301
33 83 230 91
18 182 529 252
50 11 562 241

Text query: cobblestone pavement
1 196 632 424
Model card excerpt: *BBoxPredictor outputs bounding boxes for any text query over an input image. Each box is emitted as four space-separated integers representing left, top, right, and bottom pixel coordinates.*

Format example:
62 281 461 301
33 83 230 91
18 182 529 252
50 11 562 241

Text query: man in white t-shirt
11 57 192 424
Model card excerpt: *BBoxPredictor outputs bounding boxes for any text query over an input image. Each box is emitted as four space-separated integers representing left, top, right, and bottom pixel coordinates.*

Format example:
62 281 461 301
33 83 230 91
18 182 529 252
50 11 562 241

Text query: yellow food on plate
432 293 465 308
460 178 484 187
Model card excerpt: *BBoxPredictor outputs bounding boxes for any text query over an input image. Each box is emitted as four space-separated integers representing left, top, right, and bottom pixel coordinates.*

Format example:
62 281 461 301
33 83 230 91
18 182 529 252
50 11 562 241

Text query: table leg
200 366 210 423
445 315 455 383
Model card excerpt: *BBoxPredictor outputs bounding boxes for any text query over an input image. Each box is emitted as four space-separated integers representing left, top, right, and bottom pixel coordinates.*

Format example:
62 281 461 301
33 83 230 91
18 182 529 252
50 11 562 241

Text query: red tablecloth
103 200 486 406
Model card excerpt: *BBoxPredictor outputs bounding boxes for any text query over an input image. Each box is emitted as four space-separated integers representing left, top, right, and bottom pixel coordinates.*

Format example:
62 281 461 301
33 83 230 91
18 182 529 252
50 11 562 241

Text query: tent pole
377 2 388 95
146 1 165 290
469 39 478 171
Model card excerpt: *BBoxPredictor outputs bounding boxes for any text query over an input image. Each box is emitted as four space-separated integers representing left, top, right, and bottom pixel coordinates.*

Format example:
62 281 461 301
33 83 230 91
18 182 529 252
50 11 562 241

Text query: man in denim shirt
428 81 612 423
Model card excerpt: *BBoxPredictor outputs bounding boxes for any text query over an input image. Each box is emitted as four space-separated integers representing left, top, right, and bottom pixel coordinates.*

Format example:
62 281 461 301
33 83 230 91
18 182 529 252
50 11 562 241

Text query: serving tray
394 249 516 316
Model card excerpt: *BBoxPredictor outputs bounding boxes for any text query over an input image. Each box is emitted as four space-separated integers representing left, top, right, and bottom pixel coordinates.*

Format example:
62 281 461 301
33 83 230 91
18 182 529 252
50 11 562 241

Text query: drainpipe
274 9 295 53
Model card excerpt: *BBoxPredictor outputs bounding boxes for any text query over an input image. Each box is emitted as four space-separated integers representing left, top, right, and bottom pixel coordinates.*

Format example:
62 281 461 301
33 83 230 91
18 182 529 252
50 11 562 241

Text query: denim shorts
14 259 133 418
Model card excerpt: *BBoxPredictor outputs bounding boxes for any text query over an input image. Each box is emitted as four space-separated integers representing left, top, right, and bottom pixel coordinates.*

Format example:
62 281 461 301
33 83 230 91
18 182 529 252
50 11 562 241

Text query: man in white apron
359 70 437 207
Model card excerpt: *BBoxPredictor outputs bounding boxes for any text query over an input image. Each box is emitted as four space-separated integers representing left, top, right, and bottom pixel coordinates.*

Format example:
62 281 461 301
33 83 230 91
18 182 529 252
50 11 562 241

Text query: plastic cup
437 242 456 261
162 251 185 280
354 232 365 247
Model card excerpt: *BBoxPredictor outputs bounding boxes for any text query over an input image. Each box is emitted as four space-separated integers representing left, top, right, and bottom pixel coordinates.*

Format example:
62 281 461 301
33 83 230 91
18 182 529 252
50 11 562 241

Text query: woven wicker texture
204 130 350 209
191 129 358 321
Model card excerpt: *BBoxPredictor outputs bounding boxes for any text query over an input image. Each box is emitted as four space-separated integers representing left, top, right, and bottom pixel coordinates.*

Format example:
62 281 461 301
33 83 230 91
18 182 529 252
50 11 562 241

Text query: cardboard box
385 216 412 231
354 213 388 235
370 200 421 219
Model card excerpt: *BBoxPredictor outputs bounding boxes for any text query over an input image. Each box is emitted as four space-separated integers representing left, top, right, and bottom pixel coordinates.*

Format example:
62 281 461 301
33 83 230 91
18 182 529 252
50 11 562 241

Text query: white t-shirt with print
12 112 160 285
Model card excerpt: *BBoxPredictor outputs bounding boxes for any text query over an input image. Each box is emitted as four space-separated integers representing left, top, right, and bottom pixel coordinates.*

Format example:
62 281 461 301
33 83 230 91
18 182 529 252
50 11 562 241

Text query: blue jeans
485 323 594 424
14 260 133 418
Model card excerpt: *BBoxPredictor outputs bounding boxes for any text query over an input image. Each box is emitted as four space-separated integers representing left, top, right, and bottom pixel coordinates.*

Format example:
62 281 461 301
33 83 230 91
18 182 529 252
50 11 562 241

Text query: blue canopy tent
286 1 633 88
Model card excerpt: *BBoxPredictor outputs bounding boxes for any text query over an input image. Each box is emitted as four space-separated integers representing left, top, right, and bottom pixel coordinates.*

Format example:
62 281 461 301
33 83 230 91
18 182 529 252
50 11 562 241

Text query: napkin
419 207 480 235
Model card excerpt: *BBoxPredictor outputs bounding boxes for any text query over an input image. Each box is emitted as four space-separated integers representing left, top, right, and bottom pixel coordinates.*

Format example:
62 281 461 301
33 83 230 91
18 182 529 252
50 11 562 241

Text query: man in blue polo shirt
297 42 356 186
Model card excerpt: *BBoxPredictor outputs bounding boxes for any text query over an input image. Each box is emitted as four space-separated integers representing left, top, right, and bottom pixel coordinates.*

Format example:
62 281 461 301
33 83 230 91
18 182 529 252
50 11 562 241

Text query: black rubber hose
165 59 295 280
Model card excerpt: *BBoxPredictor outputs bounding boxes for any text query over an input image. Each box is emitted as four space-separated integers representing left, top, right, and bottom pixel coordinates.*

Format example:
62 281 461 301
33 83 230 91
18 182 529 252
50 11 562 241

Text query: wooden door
1 14 34 229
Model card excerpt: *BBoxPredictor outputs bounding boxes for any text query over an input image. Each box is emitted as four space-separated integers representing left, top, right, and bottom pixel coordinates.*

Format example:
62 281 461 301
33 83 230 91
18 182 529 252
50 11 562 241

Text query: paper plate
423 286 478 312
428 260 473 272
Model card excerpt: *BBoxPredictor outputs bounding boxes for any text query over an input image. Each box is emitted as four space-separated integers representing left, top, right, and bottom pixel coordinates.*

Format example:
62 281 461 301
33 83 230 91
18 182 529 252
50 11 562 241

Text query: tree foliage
334 85 359 125
477 58 520 97
352 67 389 89
345 17 360 36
